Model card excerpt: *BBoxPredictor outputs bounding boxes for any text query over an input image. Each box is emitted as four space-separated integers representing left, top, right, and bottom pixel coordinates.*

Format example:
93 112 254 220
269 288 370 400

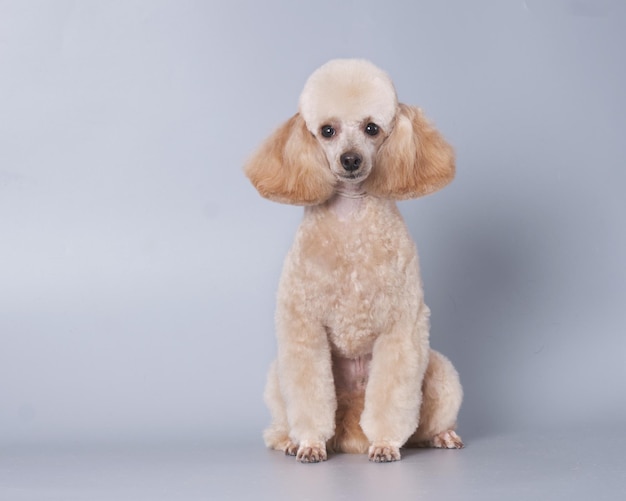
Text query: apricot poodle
245 59 463 463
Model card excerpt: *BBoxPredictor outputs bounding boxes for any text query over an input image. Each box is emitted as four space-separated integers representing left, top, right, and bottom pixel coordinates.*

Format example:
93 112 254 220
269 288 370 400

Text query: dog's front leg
360 305 430 462
276 314 336 463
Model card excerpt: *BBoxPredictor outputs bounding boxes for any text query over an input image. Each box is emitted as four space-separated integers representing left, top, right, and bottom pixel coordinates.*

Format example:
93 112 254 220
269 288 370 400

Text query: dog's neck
326 182 367 220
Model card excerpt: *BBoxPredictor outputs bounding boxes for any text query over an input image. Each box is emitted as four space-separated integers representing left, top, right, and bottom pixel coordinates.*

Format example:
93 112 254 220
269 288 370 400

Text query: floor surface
2 429 625 500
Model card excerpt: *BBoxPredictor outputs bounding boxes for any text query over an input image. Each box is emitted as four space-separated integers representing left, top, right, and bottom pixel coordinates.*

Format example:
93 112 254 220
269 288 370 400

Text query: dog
245 59 463 462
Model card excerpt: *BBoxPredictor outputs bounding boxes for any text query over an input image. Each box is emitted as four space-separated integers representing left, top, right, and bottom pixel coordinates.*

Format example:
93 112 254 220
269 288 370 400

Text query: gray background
1 1 625 499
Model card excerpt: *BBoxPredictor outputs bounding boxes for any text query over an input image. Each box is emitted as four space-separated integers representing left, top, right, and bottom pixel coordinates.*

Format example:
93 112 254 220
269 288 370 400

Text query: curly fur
245 113 335 205
246 59 463 463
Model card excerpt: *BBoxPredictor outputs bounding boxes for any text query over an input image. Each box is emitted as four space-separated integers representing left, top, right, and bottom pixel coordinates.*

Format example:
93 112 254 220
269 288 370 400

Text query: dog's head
245 59 455 205
298 59 397 188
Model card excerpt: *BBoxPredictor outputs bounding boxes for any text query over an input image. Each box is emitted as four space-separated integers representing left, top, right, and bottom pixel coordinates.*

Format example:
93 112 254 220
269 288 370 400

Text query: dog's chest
295 198 418 357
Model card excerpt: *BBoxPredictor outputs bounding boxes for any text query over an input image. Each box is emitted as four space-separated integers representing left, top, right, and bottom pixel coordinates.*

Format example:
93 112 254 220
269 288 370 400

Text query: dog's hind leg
263 360 298 455
406 349 464 449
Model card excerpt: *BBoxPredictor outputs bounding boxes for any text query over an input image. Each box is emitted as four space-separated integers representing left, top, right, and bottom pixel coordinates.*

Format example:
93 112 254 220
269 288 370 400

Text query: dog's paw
296 441 327 463
284 441 298 456
368 443 401 463
267 435 299 456
431 430 464 449
274 438 298 456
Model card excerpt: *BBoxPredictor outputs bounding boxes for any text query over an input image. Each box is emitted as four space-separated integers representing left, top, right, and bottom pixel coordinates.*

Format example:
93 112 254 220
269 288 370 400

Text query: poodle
245 59 463 463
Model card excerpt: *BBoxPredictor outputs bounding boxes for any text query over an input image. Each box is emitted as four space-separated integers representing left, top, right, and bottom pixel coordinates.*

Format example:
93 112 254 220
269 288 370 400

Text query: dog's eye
320 125 335 138
365 123 380 136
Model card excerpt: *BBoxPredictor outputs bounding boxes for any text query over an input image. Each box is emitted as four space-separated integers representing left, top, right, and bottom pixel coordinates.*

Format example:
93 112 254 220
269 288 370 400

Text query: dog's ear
365 104 455 199
244 113 335 205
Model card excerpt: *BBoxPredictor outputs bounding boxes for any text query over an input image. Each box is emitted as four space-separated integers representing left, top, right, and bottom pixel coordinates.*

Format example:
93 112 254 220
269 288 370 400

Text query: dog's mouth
336 171 367 182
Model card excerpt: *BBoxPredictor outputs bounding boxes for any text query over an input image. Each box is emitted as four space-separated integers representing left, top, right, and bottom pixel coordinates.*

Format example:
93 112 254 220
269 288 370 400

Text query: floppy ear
365 104 455 199
244 113 336 205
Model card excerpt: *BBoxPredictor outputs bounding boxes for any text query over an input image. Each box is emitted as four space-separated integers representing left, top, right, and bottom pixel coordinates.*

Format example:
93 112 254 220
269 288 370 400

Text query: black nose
340 152 362 172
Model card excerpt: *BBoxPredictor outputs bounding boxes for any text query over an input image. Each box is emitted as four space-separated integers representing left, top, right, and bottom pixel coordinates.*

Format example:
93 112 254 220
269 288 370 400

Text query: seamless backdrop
1 0 625 448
